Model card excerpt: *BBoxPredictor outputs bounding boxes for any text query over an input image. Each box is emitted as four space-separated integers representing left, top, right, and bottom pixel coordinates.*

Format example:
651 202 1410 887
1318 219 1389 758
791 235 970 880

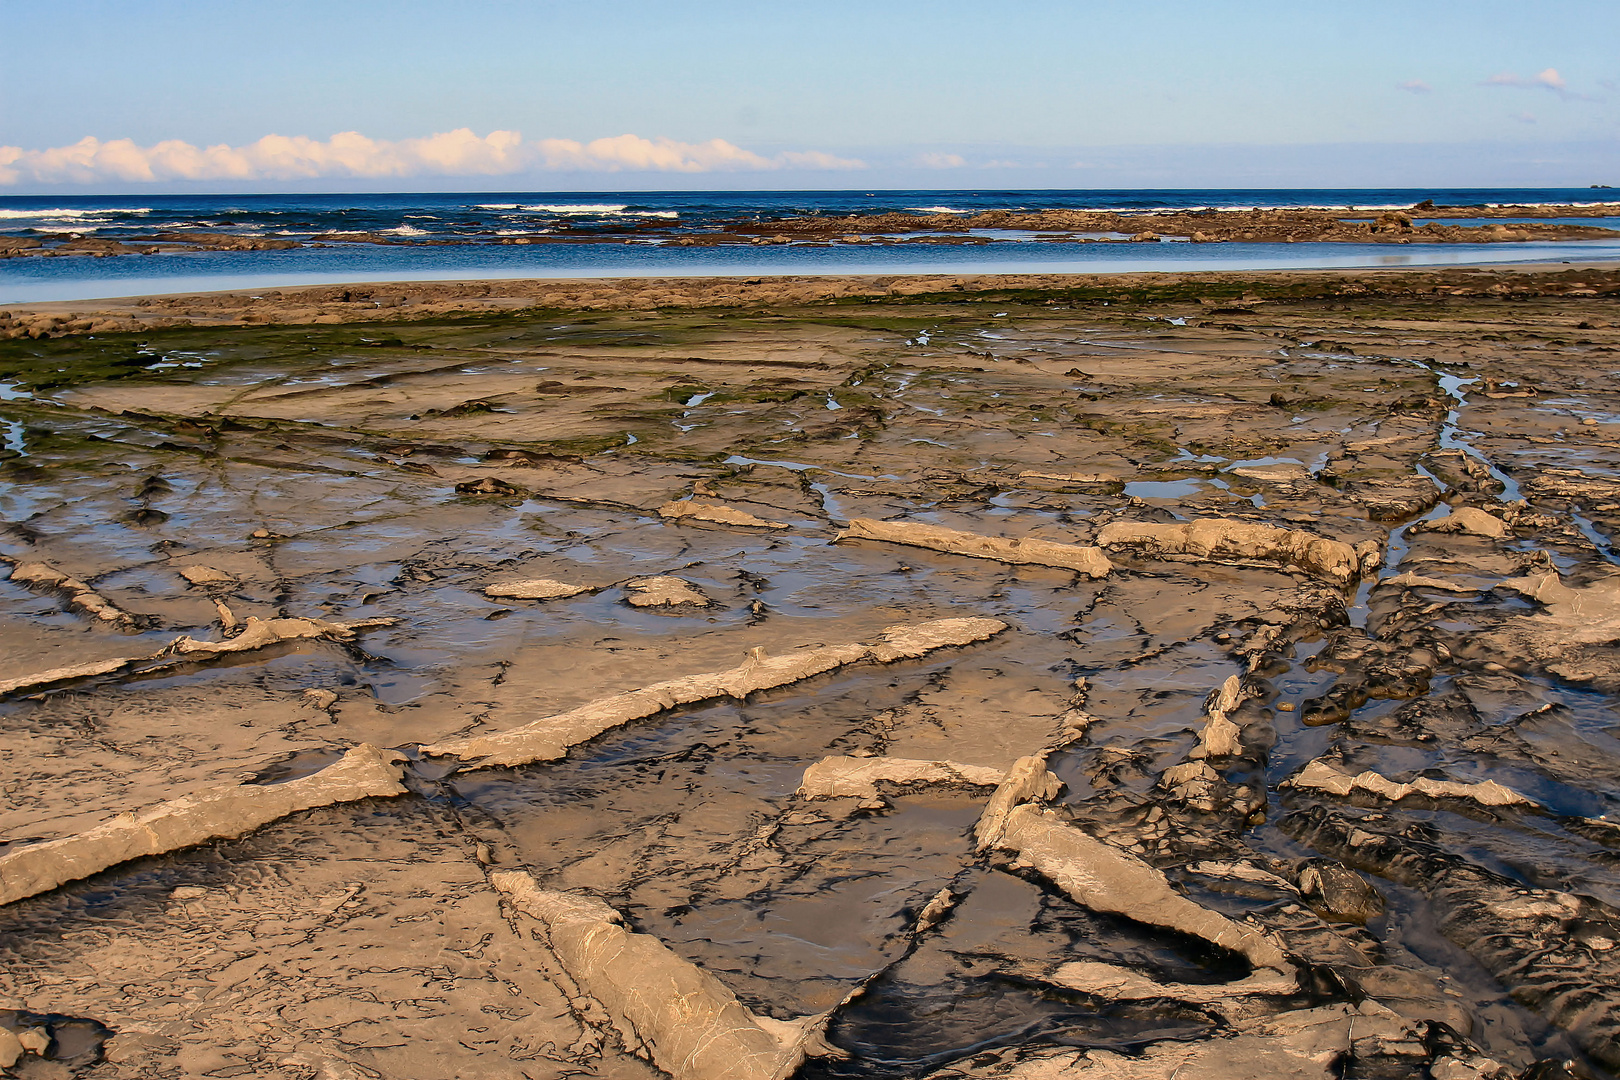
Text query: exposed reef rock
5 271 1620 1078
0 615 397 696
1097 518 1368 586
423 617 1009 766
1285 805 1620 1070
838 517 1113 577
1 557 142 627
0 745 407 906
989 804 1291 971
492 872 832 1080
798 755 1007 800
624 575 714 607
1284 758 1538 809
482 577 595 600
658 499 792 529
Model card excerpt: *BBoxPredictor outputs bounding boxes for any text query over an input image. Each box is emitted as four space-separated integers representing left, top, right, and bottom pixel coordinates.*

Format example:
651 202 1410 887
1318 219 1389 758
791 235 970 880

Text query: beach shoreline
4 261 1619 340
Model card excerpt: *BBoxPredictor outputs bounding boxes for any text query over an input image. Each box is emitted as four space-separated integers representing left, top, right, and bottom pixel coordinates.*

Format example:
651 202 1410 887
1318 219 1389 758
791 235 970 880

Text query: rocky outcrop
837 518 1112 577
1 558 142 628
1285 805 1620 1069
1423 506 1508 539
423 617 1009 767
492 872 833 1080
0 615 397 697
625 575 712 607
658 499 791 529
483 578 594 600
989 804 1290 971
1097 518 1367 586
798 755 1006 800
1283 759 1537 809
0 745 407 906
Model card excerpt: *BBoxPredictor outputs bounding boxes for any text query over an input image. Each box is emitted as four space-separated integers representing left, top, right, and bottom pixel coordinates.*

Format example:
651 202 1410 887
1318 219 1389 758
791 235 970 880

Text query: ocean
3 188 1619 304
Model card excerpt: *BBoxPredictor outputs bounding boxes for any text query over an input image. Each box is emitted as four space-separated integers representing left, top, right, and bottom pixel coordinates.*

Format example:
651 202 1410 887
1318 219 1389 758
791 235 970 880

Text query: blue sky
3 0 1617 191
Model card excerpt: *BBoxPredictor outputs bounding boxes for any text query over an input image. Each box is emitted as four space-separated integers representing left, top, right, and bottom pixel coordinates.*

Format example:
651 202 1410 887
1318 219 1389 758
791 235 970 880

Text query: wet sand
3 267 1620 1078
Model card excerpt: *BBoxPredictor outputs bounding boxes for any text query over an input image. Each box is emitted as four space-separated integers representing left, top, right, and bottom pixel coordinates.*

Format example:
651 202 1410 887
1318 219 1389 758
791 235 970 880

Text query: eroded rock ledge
492 872 832 1080
423 617 1009 767
0 745 407 906
837 518 1113 577
1097 518 1373 586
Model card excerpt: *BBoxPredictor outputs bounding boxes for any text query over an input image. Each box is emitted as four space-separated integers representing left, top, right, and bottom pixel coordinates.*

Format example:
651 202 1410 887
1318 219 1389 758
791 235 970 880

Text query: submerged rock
1285 804 1620 1070
1297 858 1386 924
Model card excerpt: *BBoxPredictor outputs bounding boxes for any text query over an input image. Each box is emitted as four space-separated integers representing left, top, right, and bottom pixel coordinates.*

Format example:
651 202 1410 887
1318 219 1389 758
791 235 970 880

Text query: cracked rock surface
3 269 1620 1077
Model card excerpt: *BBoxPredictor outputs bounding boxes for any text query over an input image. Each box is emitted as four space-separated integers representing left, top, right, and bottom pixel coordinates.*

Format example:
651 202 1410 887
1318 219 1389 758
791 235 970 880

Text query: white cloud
1398 80 1433 94
1483 67 1592 101
916 152 968 168
0 130 865 185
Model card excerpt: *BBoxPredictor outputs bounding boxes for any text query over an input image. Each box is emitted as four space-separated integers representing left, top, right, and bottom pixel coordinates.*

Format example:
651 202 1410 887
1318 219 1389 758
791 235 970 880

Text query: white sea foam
907 206 973 213
474 203 520 210
518 203 630 213
383 225 429 236
0 207 154 221
505 203 679 218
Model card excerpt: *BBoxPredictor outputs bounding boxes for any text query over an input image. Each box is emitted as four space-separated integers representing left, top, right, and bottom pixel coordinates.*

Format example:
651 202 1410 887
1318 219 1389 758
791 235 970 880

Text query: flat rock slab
625 575 713 607
482 578 594 601
658 499 792 529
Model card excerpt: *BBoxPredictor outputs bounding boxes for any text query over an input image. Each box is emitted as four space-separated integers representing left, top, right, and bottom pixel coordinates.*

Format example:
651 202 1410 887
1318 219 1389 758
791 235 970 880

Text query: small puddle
0 1009 114 1070
1 419 24 455
248 748 349 785
1124 478 1204 499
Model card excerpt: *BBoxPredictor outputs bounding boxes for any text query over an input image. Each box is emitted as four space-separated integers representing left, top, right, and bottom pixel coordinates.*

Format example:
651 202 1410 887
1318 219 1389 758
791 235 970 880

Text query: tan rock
0 744 408 906
0 615 395 697
625 575 712 607
424 616 1009 768
3 558 141 626
838 518 1112 578
658 499 791 529
1283 759 1536 808
992 804 1290 971
482 577 593 600
975 754 1065 851
1425 506 1506 538
492 872 831 1080
1097 518 1363 585
798 755 1007 800
179 564 236 586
